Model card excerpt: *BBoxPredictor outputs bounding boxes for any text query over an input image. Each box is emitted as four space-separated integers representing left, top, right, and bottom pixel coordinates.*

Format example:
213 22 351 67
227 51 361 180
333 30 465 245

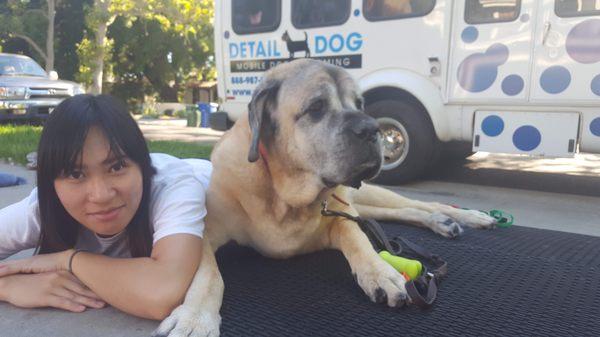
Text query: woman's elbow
146 286 187 320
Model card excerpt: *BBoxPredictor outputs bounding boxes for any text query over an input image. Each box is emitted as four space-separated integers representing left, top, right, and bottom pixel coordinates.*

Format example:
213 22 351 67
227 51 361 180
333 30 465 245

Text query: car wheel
366 99 439 185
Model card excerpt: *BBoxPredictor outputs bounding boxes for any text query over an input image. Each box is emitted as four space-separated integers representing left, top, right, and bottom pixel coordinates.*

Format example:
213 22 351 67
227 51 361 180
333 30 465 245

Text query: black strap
320 201 447 309
406 274 439 308
392 235 448 280
321 202 396 253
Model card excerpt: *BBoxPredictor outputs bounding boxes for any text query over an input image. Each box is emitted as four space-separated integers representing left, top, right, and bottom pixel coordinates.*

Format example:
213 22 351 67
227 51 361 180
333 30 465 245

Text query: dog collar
332 193 350 206
258 142 271 176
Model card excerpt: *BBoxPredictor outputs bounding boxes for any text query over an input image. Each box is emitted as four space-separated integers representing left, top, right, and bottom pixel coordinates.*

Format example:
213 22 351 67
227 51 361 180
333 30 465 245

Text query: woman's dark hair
36 94 156 257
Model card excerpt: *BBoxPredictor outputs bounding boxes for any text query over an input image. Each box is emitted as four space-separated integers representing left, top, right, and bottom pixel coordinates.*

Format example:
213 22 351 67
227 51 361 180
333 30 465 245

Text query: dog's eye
306 100 326 121
355 98 363 110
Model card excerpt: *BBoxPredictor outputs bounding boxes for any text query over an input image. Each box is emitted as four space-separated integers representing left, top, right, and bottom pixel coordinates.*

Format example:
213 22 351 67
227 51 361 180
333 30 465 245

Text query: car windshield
0 55 47 77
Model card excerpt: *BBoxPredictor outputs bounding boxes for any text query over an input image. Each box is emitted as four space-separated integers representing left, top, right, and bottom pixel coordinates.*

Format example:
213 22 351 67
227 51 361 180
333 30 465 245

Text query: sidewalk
0 162 35 209
136 118 224 144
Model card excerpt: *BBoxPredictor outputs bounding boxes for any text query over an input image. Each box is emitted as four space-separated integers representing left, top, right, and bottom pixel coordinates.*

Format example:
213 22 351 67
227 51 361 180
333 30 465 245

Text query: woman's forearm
71 250 201 320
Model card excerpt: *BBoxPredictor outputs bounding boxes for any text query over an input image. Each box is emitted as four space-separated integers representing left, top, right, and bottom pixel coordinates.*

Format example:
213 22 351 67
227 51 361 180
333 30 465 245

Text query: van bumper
0 99 62 122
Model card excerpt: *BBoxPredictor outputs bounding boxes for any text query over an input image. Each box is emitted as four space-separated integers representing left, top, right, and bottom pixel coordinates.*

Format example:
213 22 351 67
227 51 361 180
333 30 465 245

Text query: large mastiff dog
154 59 496 337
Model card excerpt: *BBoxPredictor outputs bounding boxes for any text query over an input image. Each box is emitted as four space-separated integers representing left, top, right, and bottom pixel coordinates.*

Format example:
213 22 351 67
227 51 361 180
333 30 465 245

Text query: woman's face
54 126 143 237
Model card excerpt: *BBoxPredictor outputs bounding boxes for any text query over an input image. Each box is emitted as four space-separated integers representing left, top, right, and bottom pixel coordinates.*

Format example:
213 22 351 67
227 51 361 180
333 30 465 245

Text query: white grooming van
212 0 600 184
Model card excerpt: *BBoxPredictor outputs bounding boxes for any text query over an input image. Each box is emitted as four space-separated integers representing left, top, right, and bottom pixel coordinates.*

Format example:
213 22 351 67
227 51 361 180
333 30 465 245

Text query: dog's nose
346 114 380 142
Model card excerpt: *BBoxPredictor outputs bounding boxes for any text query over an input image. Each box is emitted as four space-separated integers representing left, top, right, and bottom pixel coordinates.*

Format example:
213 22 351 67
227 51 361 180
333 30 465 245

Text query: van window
292 0 351 29
363 0 436 21
555 0 600 17
232 0 281 35
465 0 521 24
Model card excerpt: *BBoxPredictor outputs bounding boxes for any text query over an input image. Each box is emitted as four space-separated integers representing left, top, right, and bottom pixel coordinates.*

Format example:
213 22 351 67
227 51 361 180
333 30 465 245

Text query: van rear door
530 0 600 103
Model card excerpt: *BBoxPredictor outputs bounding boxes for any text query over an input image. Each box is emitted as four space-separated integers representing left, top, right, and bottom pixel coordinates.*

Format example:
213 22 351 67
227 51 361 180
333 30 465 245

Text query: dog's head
247 59 382 189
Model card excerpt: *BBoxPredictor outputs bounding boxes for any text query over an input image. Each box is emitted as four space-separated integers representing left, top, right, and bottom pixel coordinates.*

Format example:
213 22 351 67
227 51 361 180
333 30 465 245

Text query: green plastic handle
379 251 422 280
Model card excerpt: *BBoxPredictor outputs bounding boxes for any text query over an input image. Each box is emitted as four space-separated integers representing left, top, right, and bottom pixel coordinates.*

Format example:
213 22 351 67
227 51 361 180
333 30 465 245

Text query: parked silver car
0 53 84 123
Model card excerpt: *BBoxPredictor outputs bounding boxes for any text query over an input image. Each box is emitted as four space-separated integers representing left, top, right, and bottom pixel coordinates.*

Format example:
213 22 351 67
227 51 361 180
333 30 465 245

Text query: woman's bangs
44 120 91 180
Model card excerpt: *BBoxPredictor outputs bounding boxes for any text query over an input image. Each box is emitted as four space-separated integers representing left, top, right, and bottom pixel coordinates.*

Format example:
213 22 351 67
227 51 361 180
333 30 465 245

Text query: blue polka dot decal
520 13 530 22
461 26 478 43
481 115 504 137
354 9 360 16
566 19 600 64
591 118 600 137
513 125 541 151
592 74 600 96
457 43 509 93
502 74 524 96
224 31 230 39
540 66 571 94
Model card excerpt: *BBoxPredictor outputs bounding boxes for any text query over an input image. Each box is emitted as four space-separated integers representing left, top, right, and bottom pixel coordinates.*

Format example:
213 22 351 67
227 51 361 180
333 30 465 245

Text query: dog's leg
326 218 408 307
354 204 463 238
152 240 223 337
351 183 496 229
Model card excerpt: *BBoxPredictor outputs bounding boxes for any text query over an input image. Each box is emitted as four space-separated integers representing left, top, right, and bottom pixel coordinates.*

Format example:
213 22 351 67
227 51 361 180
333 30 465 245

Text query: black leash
321 200 447 309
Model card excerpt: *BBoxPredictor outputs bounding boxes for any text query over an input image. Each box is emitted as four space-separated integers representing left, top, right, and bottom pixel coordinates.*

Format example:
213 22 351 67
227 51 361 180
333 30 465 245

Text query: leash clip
321 200 328 212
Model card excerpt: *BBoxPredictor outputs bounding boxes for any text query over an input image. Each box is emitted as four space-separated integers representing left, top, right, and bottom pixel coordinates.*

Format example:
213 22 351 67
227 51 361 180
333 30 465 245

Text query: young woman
0 94 211 320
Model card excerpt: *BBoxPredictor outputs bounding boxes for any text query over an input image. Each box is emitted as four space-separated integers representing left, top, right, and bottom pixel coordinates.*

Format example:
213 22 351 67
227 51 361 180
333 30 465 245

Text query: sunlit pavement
136 117 224 144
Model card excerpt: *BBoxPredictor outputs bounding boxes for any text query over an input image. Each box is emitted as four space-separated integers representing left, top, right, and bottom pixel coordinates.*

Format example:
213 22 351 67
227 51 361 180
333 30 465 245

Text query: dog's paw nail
451 224 463 237
374 287 387 304
394 293 407 308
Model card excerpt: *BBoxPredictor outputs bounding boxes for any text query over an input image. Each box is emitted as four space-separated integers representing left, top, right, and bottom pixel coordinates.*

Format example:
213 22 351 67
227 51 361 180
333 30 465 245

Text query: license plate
12 109 27 115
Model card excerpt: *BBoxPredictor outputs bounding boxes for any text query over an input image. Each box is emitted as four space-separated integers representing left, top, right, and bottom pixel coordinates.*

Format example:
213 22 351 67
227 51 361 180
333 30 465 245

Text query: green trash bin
186 105 201 127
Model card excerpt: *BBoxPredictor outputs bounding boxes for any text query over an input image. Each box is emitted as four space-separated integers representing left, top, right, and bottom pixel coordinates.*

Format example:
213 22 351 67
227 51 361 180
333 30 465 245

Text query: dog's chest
245 213 325 258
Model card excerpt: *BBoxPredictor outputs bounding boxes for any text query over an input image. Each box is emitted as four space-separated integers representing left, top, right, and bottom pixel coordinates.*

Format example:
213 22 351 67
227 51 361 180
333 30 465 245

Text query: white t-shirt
0 153 212 260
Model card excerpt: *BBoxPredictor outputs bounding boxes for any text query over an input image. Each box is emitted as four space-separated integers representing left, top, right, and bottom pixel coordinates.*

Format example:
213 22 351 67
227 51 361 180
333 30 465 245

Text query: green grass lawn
0 124 212 166
0 125 42 165
147 140 212 159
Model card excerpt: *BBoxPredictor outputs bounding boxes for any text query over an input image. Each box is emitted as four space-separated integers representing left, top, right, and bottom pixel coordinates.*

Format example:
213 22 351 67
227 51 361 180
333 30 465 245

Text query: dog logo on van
282 30 311 59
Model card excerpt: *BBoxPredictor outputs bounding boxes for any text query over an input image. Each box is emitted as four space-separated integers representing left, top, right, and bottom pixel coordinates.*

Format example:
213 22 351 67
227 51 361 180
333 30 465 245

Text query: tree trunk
45 0 55 72
90 20 107 94
13 34 47 64
90 0 112 94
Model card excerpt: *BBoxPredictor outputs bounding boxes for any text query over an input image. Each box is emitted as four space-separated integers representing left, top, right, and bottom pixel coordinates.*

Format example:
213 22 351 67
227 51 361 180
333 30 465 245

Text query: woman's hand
0 249 74 277
0 271 106 312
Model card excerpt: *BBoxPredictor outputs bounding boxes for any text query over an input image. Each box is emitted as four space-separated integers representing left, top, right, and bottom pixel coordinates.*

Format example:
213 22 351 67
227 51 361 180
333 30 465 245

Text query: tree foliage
0 0 50 66
0 0 215 101
1 0 93 79
77 0 214 96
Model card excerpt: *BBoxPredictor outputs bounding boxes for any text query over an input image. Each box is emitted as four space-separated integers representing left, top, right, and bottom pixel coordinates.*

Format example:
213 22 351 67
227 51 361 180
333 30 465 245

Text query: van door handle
428 57 440 76
542 22 551 46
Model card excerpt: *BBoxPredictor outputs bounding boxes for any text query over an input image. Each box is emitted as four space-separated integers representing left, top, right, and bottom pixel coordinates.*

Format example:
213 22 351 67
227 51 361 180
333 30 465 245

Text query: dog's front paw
428 212 464 238
354 259 408 308
452 209 497 229
152 305 221 337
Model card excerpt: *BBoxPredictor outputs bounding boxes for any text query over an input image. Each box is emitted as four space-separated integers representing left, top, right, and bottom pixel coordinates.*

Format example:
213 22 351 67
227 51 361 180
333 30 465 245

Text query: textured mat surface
216 223 600 337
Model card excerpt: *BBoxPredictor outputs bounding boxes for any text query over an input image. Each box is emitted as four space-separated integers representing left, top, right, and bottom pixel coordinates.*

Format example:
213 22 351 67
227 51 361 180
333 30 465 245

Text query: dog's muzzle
340 113 383 188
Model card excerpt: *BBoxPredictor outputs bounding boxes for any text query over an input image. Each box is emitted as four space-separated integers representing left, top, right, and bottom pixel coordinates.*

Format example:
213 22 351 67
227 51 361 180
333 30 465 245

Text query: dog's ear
248 79 280 162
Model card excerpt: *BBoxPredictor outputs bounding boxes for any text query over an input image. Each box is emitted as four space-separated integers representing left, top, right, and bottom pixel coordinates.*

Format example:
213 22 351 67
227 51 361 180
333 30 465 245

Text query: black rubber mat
215 223 600 337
